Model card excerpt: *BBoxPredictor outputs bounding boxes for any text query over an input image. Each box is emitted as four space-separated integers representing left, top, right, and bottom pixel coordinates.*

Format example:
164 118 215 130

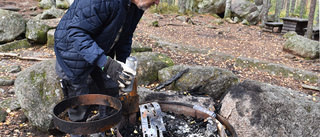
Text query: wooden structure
281 17 308 35
303 27 319 41
265 22 283 33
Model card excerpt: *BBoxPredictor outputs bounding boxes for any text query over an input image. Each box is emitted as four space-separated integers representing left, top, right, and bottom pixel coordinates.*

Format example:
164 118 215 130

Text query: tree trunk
274 0 282 22
224 0 232 19
261 0 272 27
282 0 286 9
316 5 319 27
299 0 306 18
305 0 316 39
286 0 291 17
178 0 186 14
290 0 297 16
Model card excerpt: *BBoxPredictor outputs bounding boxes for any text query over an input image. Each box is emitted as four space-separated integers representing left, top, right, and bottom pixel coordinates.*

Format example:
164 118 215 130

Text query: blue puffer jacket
54 0 144 83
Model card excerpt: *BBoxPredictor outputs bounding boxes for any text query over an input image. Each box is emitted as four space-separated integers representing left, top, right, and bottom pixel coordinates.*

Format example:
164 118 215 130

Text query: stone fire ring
52 94 122 135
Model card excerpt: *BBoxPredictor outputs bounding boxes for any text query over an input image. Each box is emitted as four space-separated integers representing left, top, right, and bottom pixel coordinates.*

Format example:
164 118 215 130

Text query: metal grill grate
139 102 166 137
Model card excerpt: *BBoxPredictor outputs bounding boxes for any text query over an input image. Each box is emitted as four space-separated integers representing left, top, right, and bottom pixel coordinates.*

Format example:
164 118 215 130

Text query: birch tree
224 0 232 19
305 0 317 39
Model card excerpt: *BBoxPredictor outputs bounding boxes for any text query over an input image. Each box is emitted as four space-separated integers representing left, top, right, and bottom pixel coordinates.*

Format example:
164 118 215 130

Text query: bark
178 0 186 14
305 0 316 39
224 0 232 19
316 6 319 27
274 0 282 22
286 0 291 17
299 0 306 18
261 0 272 27
290 0 297 15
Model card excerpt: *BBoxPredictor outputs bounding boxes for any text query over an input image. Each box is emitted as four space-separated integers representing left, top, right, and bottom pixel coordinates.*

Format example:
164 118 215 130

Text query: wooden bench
280 17 308 35
265 22 283 33
303 27 319 41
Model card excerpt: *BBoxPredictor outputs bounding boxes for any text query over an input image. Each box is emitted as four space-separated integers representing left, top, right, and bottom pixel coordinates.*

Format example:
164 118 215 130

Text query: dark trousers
56 61 119 122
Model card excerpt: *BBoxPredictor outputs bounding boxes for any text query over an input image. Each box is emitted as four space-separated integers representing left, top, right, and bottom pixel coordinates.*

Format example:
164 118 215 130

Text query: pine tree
290 0 297 16
299 0 306 18
262 0 272 27
286 0 291 17
275 0 283 22
305 0 317 39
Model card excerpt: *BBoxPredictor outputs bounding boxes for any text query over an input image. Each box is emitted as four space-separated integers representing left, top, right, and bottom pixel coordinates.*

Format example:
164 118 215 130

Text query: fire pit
52 79 237 137
118 101 237 137
52 94 122 135
53 95 237 137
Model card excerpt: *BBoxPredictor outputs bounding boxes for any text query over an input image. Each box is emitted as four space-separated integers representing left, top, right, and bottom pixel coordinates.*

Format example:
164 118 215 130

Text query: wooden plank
283 24 297 28
265 22 283 26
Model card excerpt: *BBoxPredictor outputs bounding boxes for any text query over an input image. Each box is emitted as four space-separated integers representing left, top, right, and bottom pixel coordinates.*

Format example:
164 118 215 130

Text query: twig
153 68 190 90
302 84 320 91
165 23 186 26
0 52 50 61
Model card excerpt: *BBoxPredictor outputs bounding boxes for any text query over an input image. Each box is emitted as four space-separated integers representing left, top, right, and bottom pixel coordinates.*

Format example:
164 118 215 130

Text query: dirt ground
0 0 319 136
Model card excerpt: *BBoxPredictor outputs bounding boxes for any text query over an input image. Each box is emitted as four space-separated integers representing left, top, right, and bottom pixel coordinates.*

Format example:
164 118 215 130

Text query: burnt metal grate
139 102 166 137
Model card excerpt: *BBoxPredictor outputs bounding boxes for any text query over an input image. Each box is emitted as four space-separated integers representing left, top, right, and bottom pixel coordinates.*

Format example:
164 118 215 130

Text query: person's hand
102 57 136 88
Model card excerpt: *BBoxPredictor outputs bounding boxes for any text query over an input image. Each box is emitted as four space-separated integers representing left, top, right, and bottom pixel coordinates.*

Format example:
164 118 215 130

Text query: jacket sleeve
67 1 114 69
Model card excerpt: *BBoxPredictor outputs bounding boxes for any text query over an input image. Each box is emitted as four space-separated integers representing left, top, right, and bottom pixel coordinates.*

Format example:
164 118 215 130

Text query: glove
102 57 136 88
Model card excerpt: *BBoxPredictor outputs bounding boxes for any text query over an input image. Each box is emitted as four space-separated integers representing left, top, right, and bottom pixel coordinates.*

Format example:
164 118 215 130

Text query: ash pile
121 103 221 137
117 102 233 137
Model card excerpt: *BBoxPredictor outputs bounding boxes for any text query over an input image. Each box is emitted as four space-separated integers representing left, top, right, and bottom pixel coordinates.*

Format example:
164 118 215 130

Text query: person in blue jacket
54 0 159 136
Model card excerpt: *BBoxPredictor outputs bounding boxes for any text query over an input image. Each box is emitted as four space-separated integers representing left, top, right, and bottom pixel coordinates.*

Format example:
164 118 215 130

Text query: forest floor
0 0 319 136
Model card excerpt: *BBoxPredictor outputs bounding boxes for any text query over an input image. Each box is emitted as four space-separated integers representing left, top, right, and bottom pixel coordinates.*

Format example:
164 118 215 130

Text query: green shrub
149 2 179 14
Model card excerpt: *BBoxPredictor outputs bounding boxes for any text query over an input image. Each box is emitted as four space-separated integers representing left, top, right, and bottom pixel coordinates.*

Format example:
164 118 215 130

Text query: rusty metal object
153 101 238 137
52 94 122 135
139 102 166 137
120 78 139 115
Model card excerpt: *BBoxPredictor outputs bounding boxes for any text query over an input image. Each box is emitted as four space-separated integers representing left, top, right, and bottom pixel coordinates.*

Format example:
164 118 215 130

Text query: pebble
284 54 296 59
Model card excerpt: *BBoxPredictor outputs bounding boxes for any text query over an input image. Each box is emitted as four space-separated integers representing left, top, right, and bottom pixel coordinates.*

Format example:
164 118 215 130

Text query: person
54 0 159 136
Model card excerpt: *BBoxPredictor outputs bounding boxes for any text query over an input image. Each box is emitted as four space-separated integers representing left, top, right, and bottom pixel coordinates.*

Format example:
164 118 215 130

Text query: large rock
131 41 152 53
158 65 239 99
0 39 32 52
283 35 320 59
235 56 319 84
0 96 21 111
26 19 51 44
138 87 216 110
0 107 7 122
0 9 26 43
41 7 65 19
132 52 175 86
56 0 71 9
231 0 262 25
197 0 225 15
15 59 63 132
38 0 55 9
46 29 55 48
220 80 320 137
